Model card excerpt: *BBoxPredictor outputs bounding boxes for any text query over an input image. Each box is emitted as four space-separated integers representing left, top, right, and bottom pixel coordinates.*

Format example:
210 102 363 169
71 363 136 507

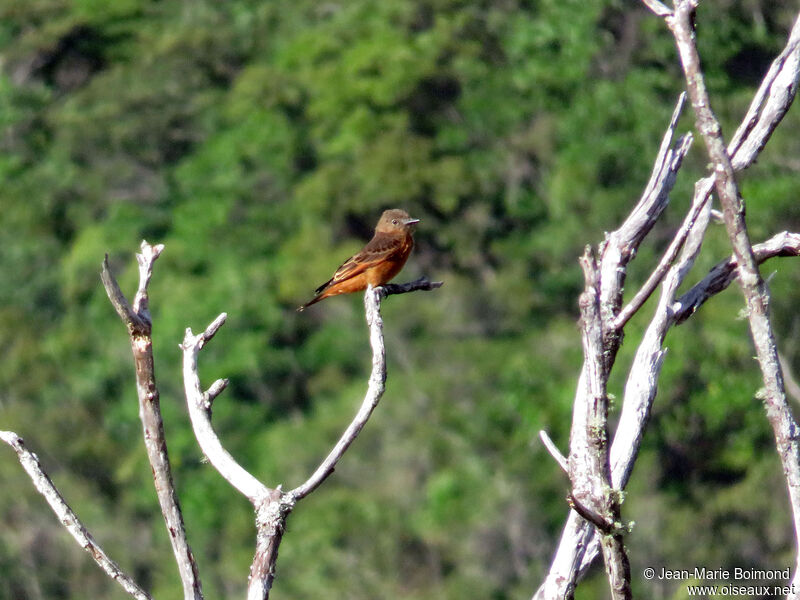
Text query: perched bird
297 209 420 311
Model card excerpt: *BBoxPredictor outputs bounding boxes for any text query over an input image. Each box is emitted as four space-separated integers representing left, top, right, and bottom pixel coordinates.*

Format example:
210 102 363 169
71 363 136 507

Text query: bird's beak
405 217 420 225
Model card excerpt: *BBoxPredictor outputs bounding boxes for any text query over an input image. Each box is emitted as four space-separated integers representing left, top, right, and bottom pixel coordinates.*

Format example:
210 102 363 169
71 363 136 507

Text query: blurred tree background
1 0 800 598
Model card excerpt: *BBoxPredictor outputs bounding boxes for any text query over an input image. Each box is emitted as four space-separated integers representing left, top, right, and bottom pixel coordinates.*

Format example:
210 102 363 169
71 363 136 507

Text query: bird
297 208 420 311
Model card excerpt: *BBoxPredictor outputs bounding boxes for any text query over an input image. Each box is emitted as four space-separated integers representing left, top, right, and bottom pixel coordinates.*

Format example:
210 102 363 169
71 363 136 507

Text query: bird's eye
392 219 398 225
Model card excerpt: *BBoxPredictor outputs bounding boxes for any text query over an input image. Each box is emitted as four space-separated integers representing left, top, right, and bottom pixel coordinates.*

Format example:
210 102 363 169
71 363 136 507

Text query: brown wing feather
327 234 404 285
299 232 411 311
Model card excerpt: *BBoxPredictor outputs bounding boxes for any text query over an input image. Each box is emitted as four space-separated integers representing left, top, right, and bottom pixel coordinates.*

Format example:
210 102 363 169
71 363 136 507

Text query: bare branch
612 134 697 330
571 252 608 509
614 12 799 328
574 191 713 579
598 93 691 333
132 241 164 317
728 14 800 171
675 232 800 323
780 353 800 405
603 93 688 268
181 315 270 503
379 276 443 297
668 0 800 587
539 430 568 473
573 228 800 582
0 431 151 600
571 251 632 600
640 0 672 17
645 91 688 201
199 312 228 345
290 285 388 501
102 241 203 600
567 494 609 532
611 189 712 489
180 311 296 600
534 97 691 600
182 279 438 598
536 11 800 595
205 378 229 408
101 255 147 336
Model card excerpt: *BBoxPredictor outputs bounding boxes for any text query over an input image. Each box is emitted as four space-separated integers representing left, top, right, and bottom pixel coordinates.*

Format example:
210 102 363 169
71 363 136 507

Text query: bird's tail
297 294 324 312
297 278 334 312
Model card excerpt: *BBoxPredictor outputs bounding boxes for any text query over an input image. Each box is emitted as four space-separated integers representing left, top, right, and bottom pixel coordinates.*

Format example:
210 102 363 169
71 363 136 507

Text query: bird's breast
365 237 413 286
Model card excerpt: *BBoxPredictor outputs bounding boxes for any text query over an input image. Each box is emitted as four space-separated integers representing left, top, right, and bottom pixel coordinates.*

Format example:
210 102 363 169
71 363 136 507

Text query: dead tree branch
573 235 800 581
576 183 713 579
182 313 271 502
727 15 800 171
675 232 800 323
181 313 288 600
539 430 569 473
102 241 203 600
535 10 800 598
181 281 439 599
0 431 151 600
597 93 692 343
534 90 691 600
572 251 632 600
380 276 444 296
291 286 387 499
665 3 800 591
291 279 441 500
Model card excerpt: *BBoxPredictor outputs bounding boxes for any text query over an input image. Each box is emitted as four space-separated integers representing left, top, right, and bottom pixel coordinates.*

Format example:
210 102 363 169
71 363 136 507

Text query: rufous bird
297 209 420 311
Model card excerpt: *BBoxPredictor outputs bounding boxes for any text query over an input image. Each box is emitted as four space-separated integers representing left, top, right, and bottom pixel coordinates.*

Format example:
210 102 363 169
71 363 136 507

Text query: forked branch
102 241 203 600
181 279 441 599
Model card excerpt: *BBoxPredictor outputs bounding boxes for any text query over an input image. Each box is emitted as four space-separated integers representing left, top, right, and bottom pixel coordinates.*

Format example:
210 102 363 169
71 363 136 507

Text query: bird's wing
318 234 405 292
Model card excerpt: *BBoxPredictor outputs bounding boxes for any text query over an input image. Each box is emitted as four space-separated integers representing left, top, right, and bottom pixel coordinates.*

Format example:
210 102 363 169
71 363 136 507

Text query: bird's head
375 209 420 234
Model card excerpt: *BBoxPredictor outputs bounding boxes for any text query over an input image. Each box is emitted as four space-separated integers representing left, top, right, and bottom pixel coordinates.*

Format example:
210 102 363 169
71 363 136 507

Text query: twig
379 276 444 297
102 241 203 600
132 242 162 316
0 431 152 600
780 353 800 405
675 232 800 323
727 14 800 171
101 257 147 336
642 92 688 203
567 494 610 532
640 0 672 17
611 134 698 330
539 430 568 474
205 378 229 408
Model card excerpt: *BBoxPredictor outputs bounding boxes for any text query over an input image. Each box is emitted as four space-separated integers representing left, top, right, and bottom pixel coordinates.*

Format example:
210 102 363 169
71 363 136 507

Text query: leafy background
1 1 800 598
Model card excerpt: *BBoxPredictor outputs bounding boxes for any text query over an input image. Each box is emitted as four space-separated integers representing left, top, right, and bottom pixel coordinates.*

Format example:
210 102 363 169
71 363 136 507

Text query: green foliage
1 1 800 598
